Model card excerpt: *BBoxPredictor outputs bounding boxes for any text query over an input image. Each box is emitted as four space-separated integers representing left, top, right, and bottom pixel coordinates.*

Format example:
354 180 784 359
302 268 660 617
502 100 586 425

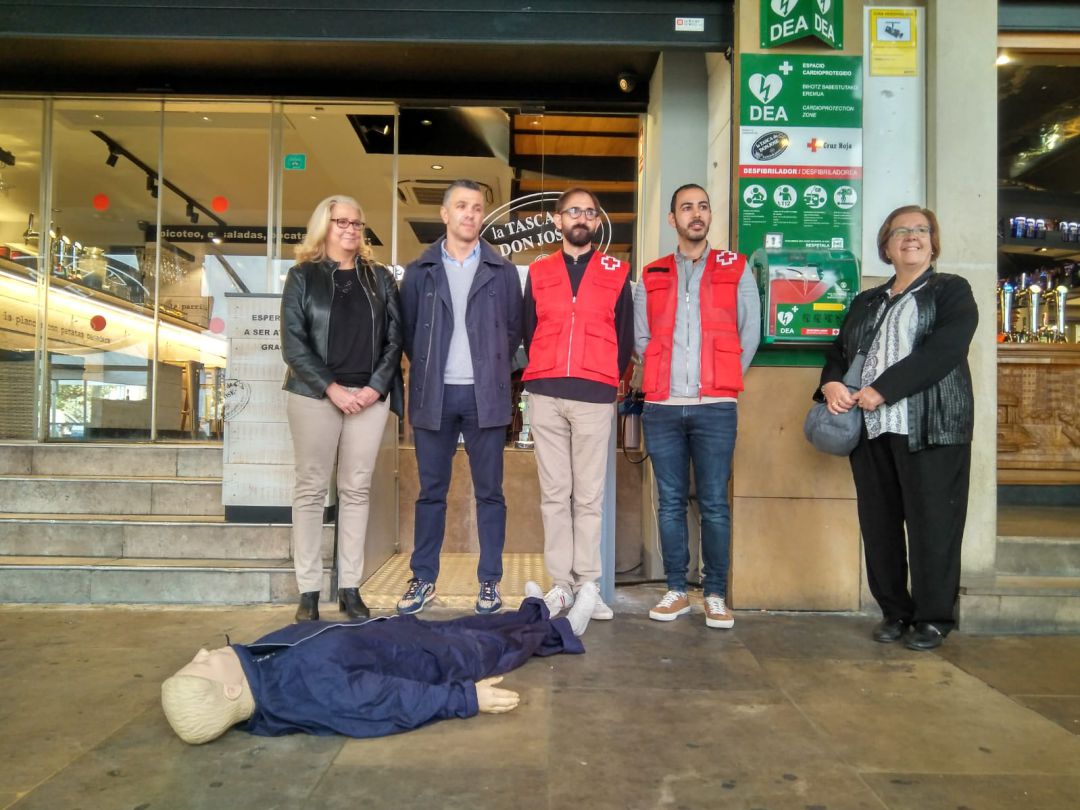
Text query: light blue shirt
441 239 482 384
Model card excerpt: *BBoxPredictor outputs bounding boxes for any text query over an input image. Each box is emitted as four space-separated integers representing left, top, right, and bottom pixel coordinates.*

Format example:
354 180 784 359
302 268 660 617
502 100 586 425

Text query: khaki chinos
287 392 390 593
529 392 614 591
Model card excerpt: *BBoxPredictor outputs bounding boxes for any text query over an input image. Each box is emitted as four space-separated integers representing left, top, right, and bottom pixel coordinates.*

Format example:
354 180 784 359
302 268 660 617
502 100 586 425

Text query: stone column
926 0 999 577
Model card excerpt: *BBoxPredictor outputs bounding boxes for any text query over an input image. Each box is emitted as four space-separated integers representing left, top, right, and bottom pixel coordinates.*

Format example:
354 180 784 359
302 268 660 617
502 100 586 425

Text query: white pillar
926 0 999 576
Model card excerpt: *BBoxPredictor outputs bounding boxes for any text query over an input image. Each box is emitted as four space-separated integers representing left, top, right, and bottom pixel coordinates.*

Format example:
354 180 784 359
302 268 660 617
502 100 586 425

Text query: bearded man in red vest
634 184 761 629
522 188 634 636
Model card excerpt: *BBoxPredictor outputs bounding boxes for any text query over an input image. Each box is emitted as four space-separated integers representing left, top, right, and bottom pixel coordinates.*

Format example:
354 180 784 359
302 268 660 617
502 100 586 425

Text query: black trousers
849 434 971 632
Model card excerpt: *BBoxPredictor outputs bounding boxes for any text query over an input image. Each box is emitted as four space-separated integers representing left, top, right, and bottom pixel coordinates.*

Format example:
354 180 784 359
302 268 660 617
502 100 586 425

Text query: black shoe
338 587 370 620
295 591 320 622
903 622 944 651
872 617 907 643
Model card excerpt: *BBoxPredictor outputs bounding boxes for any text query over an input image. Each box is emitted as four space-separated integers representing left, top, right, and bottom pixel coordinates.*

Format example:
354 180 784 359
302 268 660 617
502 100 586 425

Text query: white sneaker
524 580 544 600
592 594 614 621
567 581 598 636
543 584 574 617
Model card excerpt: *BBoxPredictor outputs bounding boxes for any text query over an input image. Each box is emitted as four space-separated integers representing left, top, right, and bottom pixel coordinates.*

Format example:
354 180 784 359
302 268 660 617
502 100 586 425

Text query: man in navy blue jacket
398 179 524 616
161 595 582 744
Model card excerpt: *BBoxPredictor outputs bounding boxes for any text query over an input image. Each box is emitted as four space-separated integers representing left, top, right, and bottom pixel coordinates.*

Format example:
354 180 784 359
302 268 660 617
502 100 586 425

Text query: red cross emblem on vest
600 255 622 271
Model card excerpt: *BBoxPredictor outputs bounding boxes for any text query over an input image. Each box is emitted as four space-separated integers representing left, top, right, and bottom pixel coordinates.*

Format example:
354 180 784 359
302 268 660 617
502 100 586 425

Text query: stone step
0 514 333 560
0 442 221 478
0 475 224 516
959 574 1080 633
0 556 324 605
996 535 1080 577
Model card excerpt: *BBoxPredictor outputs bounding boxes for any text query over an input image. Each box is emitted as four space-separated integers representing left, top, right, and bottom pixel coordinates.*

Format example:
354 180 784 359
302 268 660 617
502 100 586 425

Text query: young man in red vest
635 183 761 629
522 188 634 636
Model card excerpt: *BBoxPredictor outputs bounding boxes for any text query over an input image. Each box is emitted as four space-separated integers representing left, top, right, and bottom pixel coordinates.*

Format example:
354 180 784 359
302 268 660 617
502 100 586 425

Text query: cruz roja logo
806 137 854 153
748 73 786 121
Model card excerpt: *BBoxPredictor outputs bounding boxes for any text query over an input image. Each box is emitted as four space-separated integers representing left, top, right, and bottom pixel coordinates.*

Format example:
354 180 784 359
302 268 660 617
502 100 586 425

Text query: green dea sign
761 0 843 50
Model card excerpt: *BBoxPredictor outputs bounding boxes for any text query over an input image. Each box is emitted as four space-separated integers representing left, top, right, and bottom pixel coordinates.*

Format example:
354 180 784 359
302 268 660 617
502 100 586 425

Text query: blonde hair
294 194 372 264
161 674 255 745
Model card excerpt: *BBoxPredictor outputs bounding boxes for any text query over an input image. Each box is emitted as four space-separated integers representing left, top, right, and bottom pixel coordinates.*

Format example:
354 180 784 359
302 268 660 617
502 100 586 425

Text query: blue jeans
412 384 507 584
643 402 737 597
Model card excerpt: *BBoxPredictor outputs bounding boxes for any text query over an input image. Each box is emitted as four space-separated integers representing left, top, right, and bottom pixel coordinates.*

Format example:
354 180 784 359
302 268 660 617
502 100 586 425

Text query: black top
327 268 375 387
523 249 635 404
815 269 978 451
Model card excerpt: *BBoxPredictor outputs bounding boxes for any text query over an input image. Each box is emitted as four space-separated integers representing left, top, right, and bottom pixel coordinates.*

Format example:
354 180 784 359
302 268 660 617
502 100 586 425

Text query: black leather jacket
815 270 978 452
281 258 404 416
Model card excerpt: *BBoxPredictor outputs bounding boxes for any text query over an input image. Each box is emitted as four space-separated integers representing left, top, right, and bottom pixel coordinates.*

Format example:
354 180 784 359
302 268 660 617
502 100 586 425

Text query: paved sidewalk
2 585 1078 810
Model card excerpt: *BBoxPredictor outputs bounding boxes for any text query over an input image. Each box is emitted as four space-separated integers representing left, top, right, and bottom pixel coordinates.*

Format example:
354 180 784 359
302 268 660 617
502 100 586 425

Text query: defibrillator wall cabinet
750 248 859 345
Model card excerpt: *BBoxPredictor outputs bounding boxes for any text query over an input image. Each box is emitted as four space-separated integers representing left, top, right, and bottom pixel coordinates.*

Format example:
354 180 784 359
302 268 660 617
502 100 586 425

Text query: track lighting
105 150 119 167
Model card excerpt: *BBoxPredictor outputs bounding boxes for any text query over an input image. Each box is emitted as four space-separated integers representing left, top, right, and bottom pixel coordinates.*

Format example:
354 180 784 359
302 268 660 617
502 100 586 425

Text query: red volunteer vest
640 249 746 401
523 250 630 386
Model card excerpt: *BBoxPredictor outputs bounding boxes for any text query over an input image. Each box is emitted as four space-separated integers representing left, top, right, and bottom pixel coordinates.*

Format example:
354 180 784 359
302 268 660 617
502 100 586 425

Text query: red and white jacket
523 250 630 387
639 249 746 401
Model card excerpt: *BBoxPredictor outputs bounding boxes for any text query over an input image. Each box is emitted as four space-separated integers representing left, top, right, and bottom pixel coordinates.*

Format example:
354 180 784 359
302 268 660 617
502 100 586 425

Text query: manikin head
161 646 255 745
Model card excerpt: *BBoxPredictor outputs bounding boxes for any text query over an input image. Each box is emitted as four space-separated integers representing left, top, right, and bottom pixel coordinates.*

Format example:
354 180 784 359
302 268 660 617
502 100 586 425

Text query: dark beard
565 224 594 247
680 222 707 242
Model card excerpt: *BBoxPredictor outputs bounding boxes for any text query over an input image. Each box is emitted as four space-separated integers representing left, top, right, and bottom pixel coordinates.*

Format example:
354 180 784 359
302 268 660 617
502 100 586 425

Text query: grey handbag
804 303 889 456
803 353 867 456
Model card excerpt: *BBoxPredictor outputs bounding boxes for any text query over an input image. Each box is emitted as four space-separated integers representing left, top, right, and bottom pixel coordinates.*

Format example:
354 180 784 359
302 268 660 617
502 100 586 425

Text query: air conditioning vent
399 180 451 207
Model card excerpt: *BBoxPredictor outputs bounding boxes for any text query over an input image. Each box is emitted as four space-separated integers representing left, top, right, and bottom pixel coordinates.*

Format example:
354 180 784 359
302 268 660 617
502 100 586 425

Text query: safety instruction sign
737 54 863 254
869 8 918 76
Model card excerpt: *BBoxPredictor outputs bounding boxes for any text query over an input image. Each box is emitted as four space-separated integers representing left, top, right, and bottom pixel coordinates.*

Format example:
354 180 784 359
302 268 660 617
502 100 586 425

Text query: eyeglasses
560 206 599 221
888 225 931 240
331 218 365 231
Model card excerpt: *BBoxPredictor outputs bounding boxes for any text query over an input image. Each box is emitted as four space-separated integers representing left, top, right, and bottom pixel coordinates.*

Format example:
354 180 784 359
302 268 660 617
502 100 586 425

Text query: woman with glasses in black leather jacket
815 205 978 651
281 195 403 622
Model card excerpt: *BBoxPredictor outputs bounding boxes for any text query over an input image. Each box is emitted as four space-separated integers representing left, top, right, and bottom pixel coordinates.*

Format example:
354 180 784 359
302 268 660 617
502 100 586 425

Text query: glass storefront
0 96 639 443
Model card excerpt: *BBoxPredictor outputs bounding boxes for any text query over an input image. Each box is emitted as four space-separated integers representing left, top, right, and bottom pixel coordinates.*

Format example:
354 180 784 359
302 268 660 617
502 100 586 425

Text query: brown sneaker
704 594 734 629
648 590 691 622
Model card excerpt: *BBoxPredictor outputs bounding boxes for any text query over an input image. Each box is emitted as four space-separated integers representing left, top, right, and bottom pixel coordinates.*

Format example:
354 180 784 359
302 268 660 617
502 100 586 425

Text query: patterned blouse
861 283 923 438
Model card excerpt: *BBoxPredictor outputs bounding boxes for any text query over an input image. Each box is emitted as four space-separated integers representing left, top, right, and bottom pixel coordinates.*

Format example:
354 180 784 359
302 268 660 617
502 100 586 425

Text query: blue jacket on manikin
231 598 582 739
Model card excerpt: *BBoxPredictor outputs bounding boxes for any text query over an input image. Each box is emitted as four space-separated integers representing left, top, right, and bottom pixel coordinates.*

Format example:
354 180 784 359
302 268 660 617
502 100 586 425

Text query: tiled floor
2 588 1078 810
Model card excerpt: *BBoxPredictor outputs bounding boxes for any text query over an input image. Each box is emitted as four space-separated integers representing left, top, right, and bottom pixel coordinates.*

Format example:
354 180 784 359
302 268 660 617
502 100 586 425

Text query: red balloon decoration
92 194 110 211
211 196 229 213
209 317 226 334
90 315 107 331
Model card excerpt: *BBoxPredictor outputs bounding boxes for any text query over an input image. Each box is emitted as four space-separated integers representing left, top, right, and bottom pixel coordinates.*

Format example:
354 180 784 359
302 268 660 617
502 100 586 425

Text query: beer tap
1000 281 1016 341
1027 283 1042 342
1054 285 1070 343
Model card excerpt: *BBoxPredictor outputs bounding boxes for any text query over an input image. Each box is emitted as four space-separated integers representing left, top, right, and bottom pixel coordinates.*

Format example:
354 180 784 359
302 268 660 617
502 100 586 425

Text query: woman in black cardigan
816 205 978 650
281 195 403 622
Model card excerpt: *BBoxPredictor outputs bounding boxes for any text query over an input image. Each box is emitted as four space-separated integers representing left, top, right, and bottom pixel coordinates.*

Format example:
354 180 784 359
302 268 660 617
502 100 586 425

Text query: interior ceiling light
618 72 638 93
105 150 119 167
420 119 433 126
430 163 444 170
996 52 1010 66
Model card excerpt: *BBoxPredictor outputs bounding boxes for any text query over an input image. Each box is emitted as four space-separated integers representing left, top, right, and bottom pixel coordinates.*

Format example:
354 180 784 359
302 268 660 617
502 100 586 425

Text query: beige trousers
286 392 389 593
530 393 614 590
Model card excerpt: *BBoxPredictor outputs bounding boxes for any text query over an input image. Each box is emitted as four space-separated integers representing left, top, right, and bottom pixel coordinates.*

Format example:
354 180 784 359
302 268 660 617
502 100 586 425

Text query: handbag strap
855 272 931 356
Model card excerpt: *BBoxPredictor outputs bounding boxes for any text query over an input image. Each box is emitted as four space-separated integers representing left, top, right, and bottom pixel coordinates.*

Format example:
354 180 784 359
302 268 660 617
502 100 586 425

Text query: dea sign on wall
481 192 612 264
761 0 842 49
